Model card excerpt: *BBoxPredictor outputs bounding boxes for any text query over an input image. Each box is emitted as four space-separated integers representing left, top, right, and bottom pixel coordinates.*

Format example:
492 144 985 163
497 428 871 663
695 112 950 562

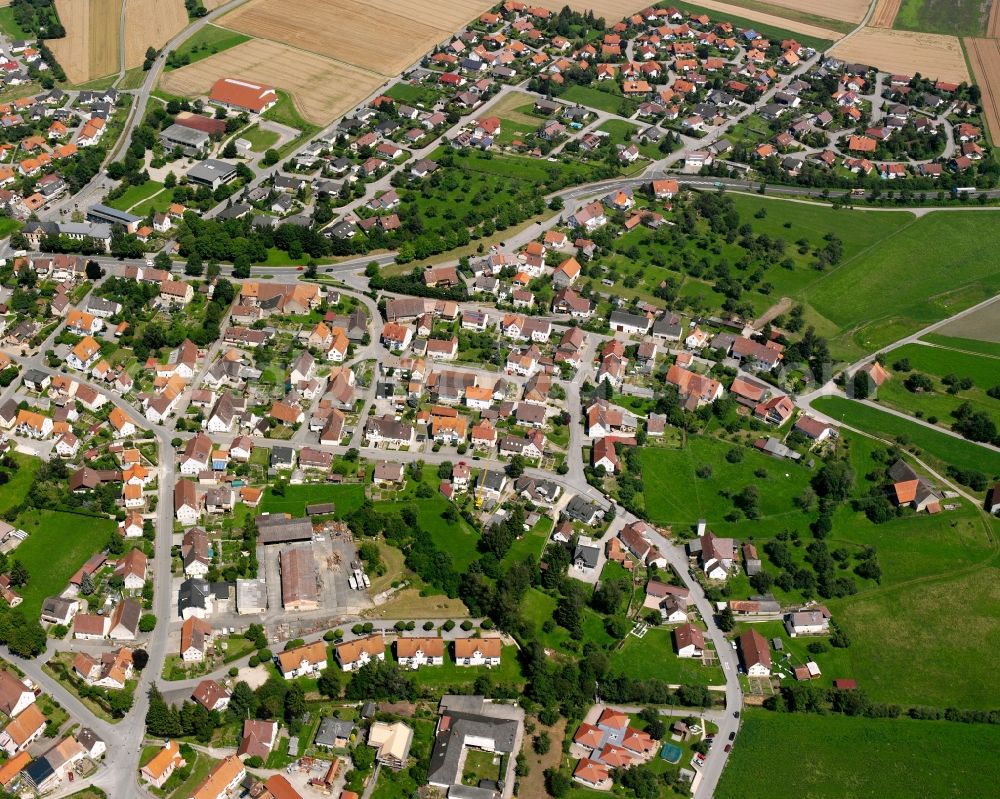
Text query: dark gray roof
574 544 600 569
428 709 519 789
314 717 356 747
256 515 313 545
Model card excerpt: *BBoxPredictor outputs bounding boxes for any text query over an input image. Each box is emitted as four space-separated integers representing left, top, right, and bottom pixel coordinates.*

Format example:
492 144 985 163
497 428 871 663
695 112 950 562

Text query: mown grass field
13 510 115 620
874 342 1000 432
608 629 725 686
716 709 1000 799
812 396 999 478
832 561 1000 709
0 452 39 516
920 333 1000 357
640 435 815 536
521 587 615 652
803 211 1000 359
560 84 625 114
410 496 481 572
166 24 251 70
107 180 164 212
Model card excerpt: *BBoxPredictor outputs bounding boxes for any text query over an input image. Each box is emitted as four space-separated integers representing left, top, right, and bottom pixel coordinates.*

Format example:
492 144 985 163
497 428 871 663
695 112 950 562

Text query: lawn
0 452 40 517
408 496 481 572
107 180 164 212
596 118 639 145
12 509 114 619
0 216 22 240
639 436 815 536
804 211 1000 358
407 646 524 690
716 709 1000 799
240 125 280 152
385 82 444 107
167 25 251 69
502 516 553 568
811 396 999 477
521 587 615 652
560 84 625 114
893 0 987 35
920 333 1000 357
166 751 215 799
259 483 366 518
462 748 502 787
608 629 725 686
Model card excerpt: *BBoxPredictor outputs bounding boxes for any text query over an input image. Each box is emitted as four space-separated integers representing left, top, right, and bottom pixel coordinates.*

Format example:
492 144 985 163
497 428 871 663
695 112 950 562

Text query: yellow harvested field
50 0 121 83
159 39 385 124
737 0 868 24
561 0 650 18
965 38 1000 143
203 0 228 7
988 0 1000 36
220 0 492 77
124 0 188 69
870 0 901 28
674 0 843 41
830 28 969 84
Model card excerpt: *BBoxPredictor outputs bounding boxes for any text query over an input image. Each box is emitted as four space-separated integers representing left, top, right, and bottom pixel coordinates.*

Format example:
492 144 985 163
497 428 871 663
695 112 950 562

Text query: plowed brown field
159 39 384 124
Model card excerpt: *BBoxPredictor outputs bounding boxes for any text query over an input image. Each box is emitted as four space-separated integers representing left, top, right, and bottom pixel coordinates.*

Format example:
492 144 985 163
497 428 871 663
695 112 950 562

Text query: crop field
895 0 989 35
964 38 1000 144
672 0 841 47
562 0 651 19
220 0 492 78
13 509 115 619
989 0 1000 36
716 710 1000 799
933 300 1000 343
712 0 860 29
608 629 726 685
871 0 901 27
159 39 385 124
828 28 969 84
812 396 1000 477
834 562 1000 709
124 0 188 69
51 0 120 84
803 210 1000 358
